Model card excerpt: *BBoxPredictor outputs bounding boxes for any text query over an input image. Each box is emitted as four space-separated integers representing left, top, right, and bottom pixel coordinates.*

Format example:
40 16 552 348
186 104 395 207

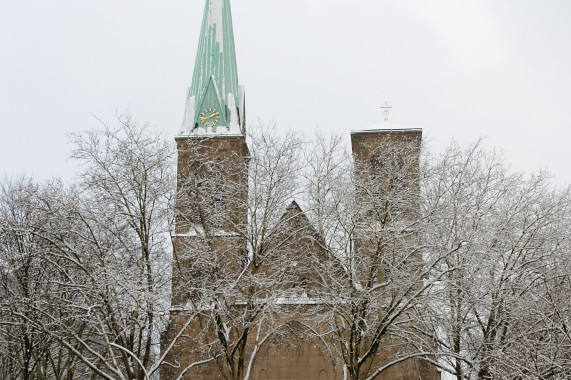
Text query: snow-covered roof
352 120 421 134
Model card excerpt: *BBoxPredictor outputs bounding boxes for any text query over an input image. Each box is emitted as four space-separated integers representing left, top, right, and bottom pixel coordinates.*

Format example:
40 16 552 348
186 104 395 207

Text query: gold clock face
200 108 221 128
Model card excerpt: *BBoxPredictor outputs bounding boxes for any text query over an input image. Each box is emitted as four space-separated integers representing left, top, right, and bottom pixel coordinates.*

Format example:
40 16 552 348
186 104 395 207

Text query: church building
162 1 441 379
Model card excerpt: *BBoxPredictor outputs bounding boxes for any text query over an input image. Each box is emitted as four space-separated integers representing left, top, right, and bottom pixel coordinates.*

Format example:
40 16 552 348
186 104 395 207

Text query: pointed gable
279 201 320 237
261 201 330 297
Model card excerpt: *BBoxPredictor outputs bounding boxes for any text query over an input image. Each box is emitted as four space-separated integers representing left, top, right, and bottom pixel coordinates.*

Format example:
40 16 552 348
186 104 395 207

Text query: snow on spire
181 0 245 135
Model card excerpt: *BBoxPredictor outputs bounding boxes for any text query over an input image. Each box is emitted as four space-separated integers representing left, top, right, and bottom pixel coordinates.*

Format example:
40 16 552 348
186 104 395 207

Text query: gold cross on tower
380 102 392 122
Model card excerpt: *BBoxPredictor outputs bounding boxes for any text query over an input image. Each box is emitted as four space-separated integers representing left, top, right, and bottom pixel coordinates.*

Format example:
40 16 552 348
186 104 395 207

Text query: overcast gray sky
1 0 571 183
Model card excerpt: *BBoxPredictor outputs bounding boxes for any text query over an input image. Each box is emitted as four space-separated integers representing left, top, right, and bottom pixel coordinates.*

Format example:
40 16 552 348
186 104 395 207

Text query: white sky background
1 0 571 184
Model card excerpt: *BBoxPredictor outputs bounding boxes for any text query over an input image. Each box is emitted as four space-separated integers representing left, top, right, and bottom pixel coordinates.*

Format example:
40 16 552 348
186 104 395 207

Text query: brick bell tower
173 0 248 299
162 0 248 378
350 115 441 380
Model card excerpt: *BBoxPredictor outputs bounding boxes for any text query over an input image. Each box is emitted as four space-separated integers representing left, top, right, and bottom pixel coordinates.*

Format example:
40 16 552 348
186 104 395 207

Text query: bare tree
300 134 446 380
422 141 571 379
164 124 308 380
59 114 176 379
0 176 102 380
0 114 188 380
0 177 57 380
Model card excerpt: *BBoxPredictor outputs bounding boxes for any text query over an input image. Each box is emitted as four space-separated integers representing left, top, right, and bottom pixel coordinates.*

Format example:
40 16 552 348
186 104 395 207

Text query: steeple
181 0 245 136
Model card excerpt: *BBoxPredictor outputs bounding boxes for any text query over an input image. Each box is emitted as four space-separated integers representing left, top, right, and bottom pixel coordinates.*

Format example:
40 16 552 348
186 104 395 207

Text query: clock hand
200 113 217 121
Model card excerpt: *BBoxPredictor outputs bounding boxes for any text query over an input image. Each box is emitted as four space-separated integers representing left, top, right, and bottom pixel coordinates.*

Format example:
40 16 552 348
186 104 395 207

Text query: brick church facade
161 1 441 379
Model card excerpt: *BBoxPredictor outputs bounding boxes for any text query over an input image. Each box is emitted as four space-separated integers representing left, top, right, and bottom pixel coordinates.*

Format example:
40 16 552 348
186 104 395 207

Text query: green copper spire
181 0 245 135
